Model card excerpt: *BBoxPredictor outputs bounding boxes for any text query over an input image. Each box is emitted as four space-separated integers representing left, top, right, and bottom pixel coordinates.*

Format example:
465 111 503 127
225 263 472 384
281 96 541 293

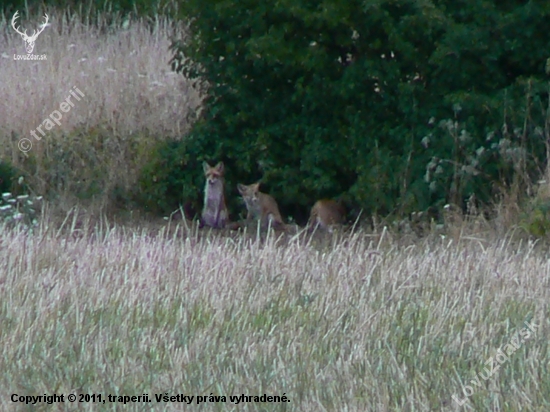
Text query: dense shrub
0 161 15 194
137 138 201 216
0 162 41 228
169 0 550 220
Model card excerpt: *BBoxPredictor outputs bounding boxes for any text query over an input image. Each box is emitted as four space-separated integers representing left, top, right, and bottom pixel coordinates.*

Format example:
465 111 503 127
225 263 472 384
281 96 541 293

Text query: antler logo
11 11 49 54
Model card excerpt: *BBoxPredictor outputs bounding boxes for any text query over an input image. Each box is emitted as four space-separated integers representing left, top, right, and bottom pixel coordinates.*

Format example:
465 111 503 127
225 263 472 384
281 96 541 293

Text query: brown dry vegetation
0 10 201 210
0 213 549 411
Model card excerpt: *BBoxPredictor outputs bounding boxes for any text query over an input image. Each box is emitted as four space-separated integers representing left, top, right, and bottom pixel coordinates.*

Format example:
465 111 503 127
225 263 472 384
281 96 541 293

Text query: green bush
0 161 15 195
0 162 41 228
170 0 550 220
137 139 201 216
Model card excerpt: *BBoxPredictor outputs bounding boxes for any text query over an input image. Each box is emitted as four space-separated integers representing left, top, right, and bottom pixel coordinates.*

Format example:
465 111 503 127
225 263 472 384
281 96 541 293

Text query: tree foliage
170 0 550 221
0 161 15 195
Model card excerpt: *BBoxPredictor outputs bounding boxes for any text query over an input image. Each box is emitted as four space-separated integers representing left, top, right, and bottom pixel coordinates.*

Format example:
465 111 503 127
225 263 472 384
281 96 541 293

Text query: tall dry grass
0 9 198 141
0 213 548 411
0 9 200 208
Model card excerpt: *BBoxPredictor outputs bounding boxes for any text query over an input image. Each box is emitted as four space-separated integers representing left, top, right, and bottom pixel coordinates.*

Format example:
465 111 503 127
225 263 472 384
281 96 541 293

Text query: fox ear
202 161 211 174
237 183 245 194
215 162 224 173
252 182 261 191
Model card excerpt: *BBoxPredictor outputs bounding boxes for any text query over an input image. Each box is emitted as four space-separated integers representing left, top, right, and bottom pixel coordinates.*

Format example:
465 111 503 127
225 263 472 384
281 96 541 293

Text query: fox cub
237 182 285 230
308 199 346 232
201 161 228 229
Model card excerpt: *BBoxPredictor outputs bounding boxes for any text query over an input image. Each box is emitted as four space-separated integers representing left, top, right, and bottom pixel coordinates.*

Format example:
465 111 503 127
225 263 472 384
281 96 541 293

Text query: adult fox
308 199 346 232
237 182 286 230
200 161 228 229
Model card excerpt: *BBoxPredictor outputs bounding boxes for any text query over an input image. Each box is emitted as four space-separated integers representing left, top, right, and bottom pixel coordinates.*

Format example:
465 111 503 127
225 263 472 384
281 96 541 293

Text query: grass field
0 213 548 411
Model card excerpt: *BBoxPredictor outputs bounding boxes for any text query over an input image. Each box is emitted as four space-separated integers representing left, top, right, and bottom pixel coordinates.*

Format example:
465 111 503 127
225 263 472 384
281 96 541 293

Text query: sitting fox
200 161 228 229
237 182 285 230
308 199 346 232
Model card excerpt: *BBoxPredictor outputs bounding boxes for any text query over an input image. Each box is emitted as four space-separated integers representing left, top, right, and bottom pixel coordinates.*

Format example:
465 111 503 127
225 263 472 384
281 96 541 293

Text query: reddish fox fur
200 161 228 229
237 182 285 230
308 199 346 232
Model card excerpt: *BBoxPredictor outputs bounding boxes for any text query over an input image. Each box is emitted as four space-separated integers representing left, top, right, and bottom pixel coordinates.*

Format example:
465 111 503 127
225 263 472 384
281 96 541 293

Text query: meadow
1 7 549 412
0 214 549 411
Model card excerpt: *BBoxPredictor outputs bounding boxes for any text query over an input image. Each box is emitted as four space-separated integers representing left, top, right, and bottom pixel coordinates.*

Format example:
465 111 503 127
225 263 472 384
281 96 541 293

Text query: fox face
308 199 346 232
237 182 284 229
237 182 262 219
201 161 228 229
204 161 224 185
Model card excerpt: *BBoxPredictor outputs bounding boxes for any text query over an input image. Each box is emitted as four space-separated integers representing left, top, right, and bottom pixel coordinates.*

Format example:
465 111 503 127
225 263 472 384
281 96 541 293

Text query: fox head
237 182 263 213
237 182 260 201
203 161 225 185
